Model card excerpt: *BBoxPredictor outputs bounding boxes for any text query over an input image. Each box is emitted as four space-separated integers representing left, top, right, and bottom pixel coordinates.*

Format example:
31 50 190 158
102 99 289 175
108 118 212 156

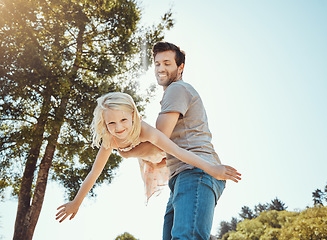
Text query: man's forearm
119 141 163 158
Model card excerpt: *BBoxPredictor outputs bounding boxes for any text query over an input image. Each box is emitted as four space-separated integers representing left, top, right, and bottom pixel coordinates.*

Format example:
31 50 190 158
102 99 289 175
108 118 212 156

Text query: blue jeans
163 168 226 240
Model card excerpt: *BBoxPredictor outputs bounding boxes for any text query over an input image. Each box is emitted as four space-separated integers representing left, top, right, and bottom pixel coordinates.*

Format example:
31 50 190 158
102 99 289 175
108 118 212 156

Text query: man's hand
118 141 163 159
118 149 132 158
209 164 242 183
144 158 167 169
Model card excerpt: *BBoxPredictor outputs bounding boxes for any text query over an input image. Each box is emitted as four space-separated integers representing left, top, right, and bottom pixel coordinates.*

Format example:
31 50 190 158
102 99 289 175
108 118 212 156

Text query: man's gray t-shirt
159 80 221 178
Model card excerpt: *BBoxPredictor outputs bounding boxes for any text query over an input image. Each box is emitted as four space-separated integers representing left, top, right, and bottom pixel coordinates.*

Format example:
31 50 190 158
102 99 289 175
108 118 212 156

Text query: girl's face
103 108 133 140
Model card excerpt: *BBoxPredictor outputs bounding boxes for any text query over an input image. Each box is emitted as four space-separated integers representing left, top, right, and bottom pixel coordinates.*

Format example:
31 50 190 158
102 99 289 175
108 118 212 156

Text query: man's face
154 50 184 90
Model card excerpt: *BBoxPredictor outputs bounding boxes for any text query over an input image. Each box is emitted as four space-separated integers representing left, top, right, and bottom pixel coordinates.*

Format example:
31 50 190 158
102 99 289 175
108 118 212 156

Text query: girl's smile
103 108 133 140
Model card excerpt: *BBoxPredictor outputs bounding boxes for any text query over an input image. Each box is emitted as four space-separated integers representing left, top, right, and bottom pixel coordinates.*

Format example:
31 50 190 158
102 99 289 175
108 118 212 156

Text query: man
120 41 241 239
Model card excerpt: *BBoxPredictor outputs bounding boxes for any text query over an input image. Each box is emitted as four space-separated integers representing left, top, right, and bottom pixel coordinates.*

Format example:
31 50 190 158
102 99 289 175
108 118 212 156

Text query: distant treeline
215 183 327 240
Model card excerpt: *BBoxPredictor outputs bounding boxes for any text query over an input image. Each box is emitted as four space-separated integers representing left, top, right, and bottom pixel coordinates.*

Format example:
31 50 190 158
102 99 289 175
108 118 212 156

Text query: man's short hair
152 41 185 67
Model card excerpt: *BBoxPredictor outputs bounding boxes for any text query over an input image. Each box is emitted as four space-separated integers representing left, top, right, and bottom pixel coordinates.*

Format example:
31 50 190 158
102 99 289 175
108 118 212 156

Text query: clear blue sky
1 1 327 240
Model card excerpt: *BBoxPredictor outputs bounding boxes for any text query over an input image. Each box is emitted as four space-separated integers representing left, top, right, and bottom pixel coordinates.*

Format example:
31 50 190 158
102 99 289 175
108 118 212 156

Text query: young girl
55 92 241 223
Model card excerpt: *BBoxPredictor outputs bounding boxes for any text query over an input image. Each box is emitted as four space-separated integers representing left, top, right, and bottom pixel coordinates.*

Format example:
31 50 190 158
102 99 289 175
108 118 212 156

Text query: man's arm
118 141 162 158
118 112 180 159
156 112 180 138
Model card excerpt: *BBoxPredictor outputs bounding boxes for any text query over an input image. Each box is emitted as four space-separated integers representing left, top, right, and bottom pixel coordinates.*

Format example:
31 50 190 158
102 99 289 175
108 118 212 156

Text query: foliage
218 221 232 239
217 187 327 240
254 203 269 216
0 0 174 239
239 206 255 220
312 186 327 206
115 232 139 240
279 206 327 240
218 217 238 239
268 198 287 211
238 198 287 222
219 207 327 240
0 0 173 200
232 218 265 240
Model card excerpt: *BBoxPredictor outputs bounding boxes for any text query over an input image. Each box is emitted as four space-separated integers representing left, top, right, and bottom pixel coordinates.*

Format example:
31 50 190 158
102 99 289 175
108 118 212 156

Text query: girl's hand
210 164 242 183
55 201 80 223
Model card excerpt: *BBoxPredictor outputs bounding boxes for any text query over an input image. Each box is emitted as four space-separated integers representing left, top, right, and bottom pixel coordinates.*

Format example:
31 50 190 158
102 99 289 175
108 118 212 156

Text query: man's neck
163 77 182 91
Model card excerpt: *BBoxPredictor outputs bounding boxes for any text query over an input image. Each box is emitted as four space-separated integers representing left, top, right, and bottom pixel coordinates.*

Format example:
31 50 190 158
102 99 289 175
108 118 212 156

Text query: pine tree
268 197 287 211
254 203 269 216
312 189 324 206
218 220 232 239
239 206 255 220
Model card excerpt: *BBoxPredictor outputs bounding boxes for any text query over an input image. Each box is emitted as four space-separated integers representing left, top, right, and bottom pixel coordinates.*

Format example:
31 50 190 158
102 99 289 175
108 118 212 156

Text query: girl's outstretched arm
55 145 112 223
141 122 241 183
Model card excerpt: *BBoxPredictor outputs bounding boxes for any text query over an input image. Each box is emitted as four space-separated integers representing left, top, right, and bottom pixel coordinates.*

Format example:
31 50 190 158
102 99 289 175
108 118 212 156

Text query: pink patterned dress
137 152 169 204
113 137 169 204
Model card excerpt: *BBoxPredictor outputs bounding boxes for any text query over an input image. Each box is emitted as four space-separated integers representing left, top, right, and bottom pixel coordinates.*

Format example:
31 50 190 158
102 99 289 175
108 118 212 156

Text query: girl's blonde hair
91 92 141 149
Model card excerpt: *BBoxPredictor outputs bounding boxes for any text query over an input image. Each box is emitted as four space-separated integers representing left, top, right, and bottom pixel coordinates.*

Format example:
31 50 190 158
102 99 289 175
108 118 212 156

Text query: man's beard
157 69 179 87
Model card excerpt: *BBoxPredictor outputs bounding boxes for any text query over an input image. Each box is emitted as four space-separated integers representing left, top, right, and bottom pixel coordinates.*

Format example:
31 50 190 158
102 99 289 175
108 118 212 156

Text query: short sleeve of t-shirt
160 82 191 116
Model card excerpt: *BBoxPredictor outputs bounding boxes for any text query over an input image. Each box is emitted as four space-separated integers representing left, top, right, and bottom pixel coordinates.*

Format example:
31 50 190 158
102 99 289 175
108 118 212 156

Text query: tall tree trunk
7 2 52 237
13 90 51 240
13 16 85 239
14 97 69 240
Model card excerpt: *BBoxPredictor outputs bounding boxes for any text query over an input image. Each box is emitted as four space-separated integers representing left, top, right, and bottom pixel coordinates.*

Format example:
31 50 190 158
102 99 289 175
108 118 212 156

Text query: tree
279 206 327 240
254 203 268 216
218 220 232 239
239 206 255 220
217 217 238 239
228 210 299 240
268 198 287 211
217 190 327 240
115 232 139 240
0 0 174 239
230 217 238 232
312 189 324 206
260 228 280 240
231 218 265 240
312 183 327 206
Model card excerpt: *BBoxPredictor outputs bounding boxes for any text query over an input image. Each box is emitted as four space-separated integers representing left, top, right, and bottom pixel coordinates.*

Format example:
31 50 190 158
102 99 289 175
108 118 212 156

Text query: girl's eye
122 118 127 122
108 122 115 125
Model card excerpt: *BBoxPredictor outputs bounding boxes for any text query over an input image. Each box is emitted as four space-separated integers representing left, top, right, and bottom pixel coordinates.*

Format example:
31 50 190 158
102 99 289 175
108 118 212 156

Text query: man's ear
178 63 185 75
